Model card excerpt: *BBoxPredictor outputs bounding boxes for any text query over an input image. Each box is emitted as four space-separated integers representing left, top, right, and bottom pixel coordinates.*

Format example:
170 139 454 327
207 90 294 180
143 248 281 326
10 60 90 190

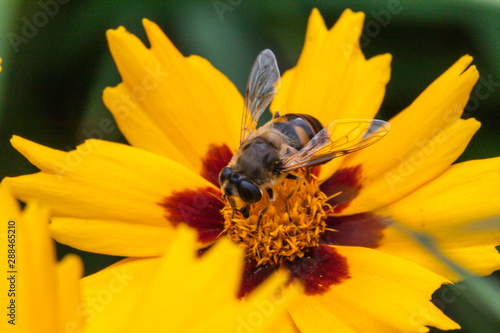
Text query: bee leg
239 205 250 219
285 174 303 222
286 180 302 200
256 204 270 232
286 174 302 199
286 173 301 181
256 189 274 231
230 205 250 220
266 188 275 202
305 167 311 182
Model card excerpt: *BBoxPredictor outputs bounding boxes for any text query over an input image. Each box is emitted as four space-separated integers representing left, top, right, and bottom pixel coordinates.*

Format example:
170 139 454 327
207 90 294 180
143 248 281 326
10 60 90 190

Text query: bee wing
240 49 281 145
280 119 391 172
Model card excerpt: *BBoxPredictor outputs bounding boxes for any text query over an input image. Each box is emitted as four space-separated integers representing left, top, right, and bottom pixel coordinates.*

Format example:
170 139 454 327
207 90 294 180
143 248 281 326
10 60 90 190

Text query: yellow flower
0 184 295 333
3 8 500 332
0 185 84 332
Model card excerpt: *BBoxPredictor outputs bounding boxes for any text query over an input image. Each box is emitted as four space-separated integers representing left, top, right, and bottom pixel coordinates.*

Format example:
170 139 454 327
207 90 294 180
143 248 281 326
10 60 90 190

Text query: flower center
222 175 330 267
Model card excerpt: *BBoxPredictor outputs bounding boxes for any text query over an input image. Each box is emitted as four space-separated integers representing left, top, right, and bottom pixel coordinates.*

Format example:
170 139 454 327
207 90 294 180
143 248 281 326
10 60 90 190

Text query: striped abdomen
270 113 323 150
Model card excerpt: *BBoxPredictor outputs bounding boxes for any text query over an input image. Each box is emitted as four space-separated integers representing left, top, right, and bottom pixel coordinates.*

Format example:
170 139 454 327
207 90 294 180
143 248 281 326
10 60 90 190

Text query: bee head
219 167 263 206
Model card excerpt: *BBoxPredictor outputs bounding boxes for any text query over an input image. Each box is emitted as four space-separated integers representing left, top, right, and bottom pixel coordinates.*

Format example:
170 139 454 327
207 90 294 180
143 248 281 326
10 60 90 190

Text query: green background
0 0 499 331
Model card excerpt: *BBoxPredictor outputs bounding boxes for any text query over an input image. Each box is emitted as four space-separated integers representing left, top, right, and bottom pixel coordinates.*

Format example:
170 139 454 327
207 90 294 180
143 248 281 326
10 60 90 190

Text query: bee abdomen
270 113 323 150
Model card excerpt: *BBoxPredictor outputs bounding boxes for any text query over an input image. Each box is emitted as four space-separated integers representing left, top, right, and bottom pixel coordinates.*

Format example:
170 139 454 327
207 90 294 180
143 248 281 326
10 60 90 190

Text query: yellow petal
103 84 192 168
253 307 301 333
0 184 20 218
271 9 391 127
288 246 459 332
106 19 242 173
3 136 213 224
340 117 480 214
376 157 500 279
16 201 58 332
122 226 211 333
378 157 500 228
378 226 500 282
56 254 85 333
82 227 295 333
1 186 85 332
50 217 174 257
81 257 161 333
338 55 479 213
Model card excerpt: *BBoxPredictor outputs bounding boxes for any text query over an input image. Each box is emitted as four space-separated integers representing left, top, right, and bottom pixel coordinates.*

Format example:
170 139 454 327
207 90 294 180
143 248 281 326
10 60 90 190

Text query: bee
219 49 390 222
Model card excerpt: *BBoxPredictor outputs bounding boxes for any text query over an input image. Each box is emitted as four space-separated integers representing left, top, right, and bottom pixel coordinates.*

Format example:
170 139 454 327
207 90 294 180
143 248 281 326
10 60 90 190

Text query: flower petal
376 157 500 279
81 257 161 333
288 246 459 332
103 83 192 168
338 55 479 213
271 9 391 127
239 260 279 298
267 313 301 333
0 185 50 332
56 254 84 332
3 136 213 225
105 19 242 173
81 227 296 333
378 157 500 228
122 228 242 332
1 186 85 332
377 227 500 282
17 201 58 332
0 184 20 217
283 245 350 295
322 213 385 248
50 217 174 257
341 117 480 214
160 186 225 244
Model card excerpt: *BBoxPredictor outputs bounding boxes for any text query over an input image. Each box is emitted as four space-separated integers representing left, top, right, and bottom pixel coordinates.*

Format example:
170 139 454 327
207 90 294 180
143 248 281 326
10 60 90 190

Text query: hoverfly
219 49 390 225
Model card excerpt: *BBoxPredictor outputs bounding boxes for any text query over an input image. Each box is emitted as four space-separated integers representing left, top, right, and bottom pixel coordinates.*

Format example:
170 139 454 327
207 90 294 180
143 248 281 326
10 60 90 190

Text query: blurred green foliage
0 1 499 331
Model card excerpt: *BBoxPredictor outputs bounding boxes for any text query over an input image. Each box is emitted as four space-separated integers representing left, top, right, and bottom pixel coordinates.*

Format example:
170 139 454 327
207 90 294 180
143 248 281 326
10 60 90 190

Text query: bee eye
238 180 262 204
219 167 232 185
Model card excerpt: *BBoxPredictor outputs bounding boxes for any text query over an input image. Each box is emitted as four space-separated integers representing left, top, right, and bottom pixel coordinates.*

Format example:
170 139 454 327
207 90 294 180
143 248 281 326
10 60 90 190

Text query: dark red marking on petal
159 186 225 243
320 165 363 214
238 260 279 298
322 213 387 248
201 143 234 187
310 165 321 178
283 245 350 295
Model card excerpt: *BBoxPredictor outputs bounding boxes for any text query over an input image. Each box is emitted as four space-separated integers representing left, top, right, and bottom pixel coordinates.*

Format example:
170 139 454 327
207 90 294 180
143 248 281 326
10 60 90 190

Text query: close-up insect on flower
1 1 499 333
219 48 391 230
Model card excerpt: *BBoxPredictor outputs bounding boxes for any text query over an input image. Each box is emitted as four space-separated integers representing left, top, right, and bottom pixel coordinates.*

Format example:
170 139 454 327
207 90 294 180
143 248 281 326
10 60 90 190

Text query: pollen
222 174 331 266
